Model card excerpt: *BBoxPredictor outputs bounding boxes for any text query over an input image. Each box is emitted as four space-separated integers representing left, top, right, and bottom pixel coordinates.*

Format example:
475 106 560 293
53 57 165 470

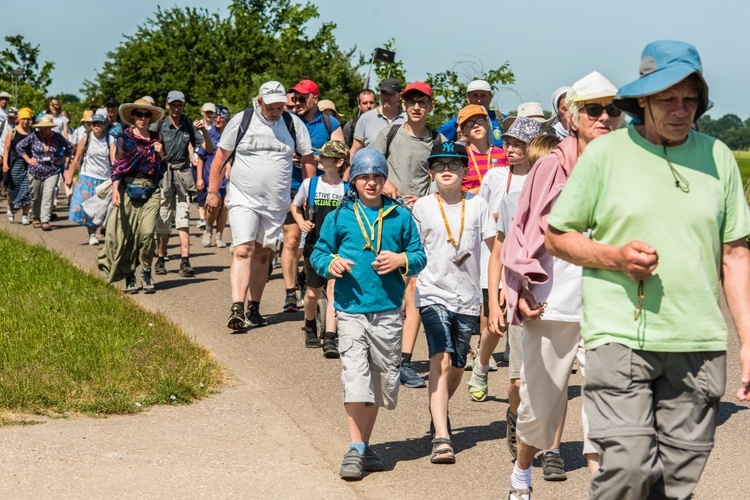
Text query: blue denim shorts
420 304 478 368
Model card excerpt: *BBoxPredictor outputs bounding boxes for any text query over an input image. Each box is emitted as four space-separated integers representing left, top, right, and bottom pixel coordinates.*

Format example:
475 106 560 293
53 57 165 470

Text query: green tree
426 60 515 128
90 0 363 119
0 34 55 111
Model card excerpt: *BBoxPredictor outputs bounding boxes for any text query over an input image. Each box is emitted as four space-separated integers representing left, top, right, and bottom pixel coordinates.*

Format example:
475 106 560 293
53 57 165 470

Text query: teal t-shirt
548 126 750 352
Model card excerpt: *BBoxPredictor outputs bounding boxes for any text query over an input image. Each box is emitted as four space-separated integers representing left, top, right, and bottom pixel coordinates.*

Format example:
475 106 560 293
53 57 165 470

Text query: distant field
735 151 750 188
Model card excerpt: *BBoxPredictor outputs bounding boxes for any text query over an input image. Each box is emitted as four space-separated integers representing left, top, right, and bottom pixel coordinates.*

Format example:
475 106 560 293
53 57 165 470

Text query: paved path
1 199 747 499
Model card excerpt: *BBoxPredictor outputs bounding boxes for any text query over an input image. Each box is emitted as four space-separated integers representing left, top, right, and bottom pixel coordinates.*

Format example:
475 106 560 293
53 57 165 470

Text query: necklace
467 146 492 183
354 200 383 253
436 192 465 247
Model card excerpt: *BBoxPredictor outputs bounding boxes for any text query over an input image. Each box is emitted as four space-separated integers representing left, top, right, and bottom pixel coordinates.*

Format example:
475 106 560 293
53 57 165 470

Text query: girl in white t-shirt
68 114 114 245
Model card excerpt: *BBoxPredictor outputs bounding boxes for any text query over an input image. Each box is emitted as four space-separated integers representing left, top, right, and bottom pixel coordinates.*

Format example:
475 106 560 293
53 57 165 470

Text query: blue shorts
420 304 478 368
196 187 226 207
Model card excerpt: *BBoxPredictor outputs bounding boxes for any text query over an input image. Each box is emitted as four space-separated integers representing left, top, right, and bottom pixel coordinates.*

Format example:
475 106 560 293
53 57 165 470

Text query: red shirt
462 145 509 191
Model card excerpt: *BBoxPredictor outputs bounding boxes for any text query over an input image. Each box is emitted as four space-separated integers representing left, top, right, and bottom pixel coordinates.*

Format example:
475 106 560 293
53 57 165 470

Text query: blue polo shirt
292 110 341 189
437 109 505 147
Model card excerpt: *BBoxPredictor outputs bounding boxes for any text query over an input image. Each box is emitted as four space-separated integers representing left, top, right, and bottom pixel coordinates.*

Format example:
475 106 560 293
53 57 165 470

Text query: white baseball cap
258 81 287 105
467 80 492 93
201 102 216 112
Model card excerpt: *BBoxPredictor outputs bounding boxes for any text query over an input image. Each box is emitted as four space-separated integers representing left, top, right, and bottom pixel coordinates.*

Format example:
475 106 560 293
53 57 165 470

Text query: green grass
0 231 224 420
735 150 750 188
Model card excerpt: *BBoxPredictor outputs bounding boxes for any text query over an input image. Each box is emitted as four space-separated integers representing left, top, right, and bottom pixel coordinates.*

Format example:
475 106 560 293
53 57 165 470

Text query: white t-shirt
292 177 346 209
478 166 530 288
52 114 70 136
80 134 113 180
413 193 495 316
219 110 312 212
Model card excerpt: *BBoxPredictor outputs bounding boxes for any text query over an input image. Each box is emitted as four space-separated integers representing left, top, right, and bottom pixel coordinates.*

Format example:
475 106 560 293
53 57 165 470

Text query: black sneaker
179 259 195 277
322 332 340 358
541 451 567 481
141 268 156 294
507 407 518 459
283 291 298 312
227 304 246 331
154 258 167 275
246 304 267 328
124 273 139 294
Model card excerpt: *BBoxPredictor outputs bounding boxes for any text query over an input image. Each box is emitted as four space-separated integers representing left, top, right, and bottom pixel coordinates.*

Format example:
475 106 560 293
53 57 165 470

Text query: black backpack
383 124 439 159
226 108 298 166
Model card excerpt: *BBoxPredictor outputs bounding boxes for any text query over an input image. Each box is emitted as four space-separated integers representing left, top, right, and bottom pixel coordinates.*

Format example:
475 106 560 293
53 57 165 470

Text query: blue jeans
420 304 478 368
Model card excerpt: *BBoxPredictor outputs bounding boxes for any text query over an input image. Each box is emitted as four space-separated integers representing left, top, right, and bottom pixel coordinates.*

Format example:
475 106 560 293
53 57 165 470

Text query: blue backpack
307 175 350 211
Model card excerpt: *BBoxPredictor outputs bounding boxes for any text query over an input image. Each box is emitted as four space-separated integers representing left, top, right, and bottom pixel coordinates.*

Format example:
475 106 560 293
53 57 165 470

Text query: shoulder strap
281 111 297 152
308 176 319 208
225 108 254 167
322 112 332 138
182 116 197 145
82 130 93 159
0 120 5 136
384 124 402 159
343 181 350 193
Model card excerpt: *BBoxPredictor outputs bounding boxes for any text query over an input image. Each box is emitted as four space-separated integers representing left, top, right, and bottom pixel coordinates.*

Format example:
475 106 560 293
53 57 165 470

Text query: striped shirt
462 145 509 191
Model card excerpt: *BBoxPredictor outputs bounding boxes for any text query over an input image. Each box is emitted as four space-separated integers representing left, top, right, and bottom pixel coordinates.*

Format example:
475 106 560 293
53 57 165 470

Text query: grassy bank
0 231 224 419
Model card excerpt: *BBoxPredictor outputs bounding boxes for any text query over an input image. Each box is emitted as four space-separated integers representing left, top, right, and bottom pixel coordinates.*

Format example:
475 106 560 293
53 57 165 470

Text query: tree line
697 114 750 151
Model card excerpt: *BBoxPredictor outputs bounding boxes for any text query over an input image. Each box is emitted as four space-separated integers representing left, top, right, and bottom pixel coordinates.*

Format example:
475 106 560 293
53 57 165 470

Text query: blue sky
4 0 747 119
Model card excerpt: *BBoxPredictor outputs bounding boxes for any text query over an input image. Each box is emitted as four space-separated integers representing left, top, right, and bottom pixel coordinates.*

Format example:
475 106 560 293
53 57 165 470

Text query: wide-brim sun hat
119 99 165 126
502 116 544 144
350 148 388 180
80 110 94 122
32 115 56 128
566 71 619 106
613 40 710 121
318 99 343 119
502 102 554 131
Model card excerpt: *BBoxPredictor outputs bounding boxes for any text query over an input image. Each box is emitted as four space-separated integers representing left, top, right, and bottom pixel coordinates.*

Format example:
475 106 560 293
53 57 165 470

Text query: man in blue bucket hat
543 40 750 499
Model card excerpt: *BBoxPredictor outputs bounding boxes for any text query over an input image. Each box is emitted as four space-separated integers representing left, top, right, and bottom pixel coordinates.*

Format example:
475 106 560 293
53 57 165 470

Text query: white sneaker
88 233 100 246
21 215 30 225
214 232 226 248
6 207 13 222
197 219 206 229
201 231 213 247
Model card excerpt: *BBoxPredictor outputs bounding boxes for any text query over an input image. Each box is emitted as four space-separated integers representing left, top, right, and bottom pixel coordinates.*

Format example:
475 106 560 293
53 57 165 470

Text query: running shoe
399 362 426 388
246 304 267 328
226 304 246 331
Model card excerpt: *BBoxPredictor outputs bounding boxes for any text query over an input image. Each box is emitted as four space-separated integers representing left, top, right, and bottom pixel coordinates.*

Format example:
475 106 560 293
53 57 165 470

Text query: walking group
2 39 749 499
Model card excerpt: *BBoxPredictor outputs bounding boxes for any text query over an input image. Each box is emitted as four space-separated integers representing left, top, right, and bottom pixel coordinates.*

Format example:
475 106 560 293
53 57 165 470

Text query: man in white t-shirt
206 81 314 331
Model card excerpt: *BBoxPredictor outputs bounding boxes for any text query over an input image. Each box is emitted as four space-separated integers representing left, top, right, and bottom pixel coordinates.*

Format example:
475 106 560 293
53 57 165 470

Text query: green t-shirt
548 126 750 352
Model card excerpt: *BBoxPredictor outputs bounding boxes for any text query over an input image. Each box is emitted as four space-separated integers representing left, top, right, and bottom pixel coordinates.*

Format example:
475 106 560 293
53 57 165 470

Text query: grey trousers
584 343 725 500
29 173 60 223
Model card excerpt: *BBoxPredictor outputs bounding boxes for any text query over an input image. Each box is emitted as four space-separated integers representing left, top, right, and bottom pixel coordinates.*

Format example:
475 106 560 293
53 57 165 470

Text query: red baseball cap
290 80 320 96
402 81 433 99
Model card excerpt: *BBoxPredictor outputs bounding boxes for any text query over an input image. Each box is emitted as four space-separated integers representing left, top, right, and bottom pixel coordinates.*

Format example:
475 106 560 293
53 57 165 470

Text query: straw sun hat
119 99 165 126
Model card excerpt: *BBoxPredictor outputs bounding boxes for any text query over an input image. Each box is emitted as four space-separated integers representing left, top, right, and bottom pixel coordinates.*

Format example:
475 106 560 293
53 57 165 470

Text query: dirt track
1 199 747 499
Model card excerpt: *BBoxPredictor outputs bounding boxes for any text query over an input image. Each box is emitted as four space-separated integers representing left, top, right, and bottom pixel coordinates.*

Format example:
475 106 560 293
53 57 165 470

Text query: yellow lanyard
436 192 465 247
354 200 383 254
467 146 492 183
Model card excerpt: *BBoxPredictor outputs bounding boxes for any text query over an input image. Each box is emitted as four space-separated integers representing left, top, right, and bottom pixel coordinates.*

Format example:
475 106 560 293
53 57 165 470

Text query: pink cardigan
501 136 578 325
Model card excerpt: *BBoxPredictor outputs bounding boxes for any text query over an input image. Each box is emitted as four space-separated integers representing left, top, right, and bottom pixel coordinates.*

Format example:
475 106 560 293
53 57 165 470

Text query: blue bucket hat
350 148 388 181
614 40 711 122
427 141 469 167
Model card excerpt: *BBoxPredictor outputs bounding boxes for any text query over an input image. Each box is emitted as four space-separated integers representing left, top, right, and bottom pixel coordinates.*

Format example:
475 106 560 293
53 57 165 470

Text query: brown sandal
33 219 41 228
41 222 51 231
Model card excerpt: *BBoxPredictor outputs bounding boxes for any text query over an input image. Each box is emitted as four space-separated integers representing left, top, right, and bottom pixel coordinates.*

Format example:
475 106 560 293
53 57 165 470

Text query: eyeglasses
462 117 487 129
432 160 464 172
91 121 105 126
132 111 152 119
582 103 622 118
293 95 310 103
404 99 431 109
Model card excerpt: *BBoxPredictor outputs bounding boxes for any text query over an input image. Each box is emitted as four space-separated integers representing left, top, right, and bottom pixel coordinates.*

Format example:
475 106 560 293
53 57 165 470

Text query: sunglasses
404 99 431 109
582 103 622 118
132 111 152 119
462 117 487 129
293 95 310 103
432 160 464 172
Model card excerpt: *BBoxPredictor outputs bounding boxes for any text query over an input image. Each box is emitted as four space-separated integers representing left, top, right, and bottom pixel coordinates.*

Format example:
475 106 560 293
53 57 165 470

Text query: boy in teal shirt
310 148 426 480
